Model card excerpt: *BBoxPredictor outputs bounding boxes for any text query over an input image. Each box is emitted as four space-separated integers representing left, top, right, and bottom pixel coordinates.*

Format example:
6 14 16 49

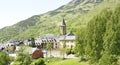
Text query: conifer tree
75 28 86 60
85 8 112 63
100 5 120 65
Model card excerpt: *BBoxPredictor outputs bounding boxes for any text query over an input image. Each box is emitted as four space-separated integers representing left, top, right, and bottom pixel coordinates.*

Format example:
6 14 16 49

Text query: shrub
34 58 46 65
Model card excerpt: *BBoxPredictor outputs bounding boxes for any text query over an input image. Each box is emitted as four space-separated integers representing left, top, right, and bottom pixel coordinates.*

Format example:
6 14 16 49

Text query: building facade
35 34 59 49
59 31 75 49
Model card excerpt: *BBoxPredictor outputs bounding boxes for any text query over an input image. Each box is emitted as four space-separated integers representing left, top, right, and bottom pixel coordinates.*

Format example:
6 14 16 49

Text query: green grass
45 58 88 65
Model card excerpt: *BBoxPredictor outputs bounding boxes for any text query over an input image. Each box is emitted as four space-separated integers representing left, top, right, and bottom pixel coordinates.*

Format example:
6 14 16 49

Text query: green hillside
0 15 40 42
0 0 119 42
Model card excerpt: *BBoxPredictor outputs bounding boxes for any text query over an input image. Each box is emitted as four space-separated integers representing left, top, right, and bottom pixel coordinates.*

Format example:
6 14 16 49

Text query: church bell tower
60 18 66 35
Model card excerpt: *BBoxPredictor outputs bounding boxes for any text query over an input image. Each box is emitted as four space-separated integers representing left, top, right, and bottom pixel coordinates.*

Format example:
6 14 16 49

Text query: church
34 18 76 49
59 18 75 49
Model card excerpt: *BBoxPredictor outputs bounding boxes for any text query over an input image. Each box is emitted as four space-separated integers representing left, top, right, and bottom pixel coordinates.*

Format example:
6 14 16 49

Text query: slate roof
35 34 59 45
59 31 75 41
41 34 59 39
66 31 74 36
59 35 75 41
5 42 15 46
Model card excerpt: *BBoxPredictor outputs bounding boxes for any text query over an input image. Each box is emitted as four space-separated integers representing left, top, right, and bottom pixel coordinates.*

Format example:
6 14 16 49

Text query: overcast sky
0 0 72 29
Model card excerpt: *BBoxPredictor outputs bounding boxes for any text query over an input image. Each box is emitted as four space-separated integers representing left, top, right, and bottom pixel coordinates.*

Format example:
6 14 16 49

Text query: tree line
75 4 120 65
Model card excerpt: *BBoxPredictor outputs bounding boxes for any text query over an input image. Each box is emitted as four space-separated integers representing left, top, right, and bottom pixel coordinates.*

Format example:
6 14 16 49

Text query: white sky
0 0 72 29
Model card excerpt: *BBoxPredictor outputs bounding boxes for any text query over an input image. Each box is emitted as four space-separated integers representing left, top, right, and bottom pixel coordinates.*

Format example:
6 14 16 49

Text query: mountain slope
0 15 40 42
0 0 114 42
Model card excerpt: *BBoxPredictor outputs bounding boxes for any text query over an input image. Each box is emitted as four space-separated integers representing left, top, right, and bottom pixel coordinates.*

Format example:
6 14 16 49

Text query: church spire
62 18 66 26
60 18 66 35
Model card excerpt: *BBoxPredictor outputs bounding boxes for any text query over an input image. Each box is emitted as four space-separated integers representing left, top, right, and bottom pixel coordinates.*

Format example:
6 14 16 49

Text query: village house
29 48 43 59
4 42 16 53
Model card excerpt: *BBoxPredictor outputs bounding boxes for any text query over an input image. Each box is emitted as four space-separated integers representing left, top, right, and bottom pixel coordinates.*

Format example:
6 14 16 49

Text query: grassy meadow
45 58 88 65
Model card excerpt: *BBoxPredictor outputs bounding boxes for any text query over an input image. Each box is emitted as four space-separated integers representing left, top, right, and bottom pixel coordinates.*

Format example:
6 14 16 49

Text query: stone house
5 43 16 53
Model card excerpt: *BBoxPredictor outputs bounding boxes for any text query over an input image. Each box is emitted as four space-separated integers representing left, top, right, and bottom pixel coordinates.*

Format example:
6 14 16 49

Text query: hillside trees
85 9 112 63
75 4 120 65
30 37 36 47
13 45 32 65
75 28 86 60
0 52 11 65
46 43 53 57
99 4 120 65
